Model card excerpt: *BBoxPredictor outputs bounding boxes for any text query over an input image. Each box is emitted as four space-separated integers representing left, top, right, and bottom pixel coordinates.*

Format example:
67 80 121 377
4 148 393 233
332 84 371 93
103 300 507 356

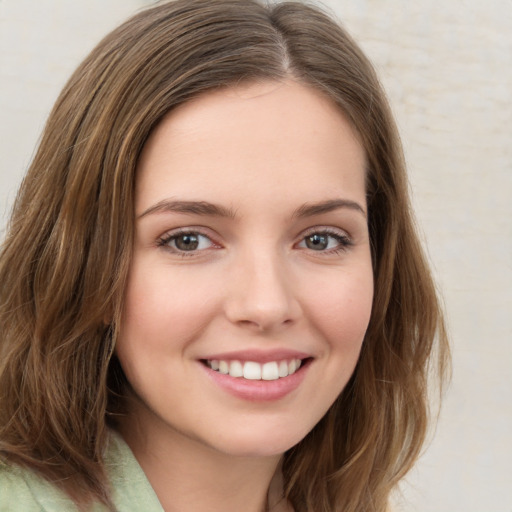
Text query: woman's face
117 80 374 457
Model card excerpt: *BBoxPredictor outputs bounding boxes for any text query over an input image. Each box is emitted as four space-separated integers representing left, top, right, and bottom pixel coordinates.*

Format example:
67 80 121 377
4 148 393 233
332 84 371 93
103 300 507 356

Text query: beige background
1 1 511 511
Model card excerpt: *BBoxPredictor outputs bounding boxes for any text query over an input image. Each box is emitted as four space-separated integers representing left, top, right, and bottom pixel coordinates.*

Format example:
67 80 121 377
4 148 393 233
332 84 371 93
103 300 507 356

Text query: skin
116 79 374 512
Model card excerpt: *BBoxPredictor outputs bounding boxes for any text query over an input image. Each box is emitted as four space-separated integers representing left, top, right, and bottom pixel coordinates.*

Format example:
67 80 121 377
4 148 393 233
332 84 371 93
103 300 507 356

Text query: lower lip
200 360 311 402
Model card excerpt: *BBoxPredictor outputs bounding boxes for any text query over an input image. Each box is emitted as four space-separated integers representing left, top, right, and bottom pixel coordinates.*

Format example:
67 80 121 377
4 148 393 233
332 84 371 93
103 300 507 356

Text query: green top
0 432 164 511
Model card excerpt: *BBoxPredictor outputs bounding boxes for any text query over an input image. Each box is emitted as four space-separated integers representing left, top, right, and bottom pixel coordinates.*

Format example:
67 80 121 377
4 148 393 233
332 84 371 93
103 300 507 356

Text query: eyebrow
138 197 366 220
293 199 367 219
138 199 237 219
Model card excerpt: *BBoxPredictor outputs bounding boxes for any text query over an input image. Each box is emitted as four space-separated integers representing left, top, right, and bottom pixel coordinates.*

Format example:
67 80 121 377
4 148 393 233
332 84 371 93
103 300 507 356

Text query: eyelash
157 228 217 257
157 227 353 256
298 228 353 255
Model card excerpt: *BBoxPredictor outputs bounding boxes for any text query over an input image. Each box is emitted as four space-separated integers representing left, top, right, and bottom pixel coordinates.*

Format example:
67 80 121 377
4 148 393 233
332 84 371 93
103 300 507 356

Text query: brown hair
0 0 450 510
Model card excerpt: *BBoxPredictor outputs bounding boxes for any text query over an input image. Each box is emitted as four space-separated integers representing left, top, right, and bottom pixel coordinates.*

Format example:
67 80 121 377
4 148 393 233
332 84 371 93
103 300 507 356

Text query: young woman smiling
0 1 450 511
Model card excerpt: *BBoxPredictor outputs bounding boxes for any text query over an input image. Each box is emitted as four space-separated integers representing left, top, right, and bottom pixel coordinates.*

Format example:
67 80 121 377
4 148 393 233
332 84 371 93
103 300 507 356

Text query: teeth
218 360 229 374
229 360 243 378
262 362 279 381
278 360 289 378
206 358 304 380
243 361 262 380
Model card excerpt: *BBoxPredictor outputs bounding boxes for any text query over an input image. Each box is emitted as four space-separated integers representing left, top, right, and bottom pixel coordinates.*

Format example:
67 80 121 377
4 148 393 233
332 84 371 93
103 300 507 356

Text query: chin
204 422 313 459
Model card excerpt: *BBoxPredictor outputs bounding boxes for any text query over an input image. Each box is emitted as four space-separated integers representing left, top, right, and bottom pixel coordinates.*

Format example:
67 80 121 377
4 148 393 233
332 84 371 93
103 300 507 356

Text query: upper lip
199 349 312 363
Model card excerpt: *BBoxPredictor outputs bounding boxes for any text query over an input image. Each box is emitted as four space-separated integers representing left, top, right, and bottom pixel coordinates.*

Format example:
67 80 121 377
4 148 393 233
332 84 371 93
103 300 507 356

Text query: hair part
0 1 450 510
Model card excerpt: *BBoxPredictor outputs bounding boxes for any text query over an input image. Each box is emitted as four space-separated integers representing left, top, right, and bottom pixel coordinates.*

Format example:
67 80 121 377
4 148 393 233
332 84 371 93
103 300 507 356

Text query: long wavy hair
0 0 450 510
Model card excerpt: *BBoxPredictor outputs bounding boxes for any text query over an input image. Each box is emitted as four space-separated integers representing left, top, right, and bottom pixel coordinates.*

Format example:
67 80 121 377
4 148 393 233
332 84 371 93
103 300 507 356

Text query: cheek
306 269 374 355
117 262 221 360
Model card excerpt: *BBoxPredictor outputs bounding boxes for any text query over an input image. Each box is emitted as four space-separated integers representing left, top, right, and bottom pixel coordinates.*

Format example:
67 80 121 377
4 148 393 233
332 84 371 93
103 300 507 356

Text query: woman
0 1 450 511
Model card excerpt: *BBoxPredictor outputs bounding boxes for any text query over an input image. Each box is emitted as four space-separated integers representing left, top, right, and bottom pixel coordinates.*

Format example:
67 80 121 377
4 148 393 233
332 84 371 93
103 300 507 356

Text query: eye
297 230 352 253
158 231 215 253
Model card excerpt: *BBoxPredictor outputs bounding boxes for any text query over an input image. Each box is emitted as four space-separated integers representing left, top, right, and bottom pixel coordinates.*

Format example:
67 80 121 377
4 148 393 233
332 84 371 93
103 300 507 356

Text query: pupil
176 234 199 251
306 234 328 250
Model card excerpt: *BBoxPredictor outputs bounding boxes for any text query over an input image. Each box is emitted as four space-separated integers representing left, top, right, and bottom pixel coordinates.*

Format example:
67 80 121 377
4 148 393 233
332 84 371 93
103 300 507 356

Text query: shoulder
105 431 164 511
0 432 162 512
0 460 79 512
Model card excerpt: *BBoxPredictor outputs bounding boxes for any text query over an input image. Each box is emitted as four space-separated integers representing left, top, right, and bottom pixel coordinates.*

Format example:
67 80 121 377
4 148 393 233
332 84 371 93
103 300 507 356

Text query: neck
117 404 290 512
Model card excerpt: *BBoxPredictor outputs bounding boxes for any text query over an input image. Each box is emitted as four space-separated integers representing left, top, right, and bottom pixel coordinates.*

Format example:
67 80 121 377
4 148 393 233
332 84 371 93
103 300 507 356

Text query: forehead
135 79 366 212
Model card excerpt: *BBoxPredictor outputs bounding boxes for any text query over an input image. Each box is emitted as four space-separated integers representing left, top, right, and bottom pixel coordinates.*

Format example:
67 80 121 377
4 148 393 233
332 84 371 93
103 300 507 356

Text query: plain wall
1 1 511 511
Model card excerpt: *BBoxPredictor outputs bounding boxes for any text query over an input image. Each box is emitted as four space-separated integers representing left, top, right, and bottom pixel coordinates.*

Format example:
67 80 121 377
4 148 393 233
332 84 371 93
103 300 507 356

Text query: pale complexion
116 80 374 512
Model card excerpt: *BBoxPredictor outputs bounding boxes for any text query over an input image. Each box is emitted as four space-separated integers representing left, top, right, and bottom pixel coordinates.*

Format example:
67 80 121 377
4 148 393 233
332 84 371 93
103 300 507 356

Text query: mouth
201 357 312 381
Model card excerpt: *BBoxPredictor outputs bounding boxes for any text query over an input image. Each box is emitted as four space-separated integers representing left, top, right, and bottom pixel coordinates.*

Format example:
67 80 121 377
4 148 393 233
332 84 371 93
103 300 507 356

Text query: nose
224 249 302 333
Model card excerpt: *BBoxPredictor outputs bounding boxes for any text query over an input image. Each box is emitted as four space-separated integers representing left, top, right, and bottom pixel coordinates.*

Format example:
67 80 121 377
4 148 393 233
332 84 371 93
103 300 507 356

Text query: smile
199 350 313 401
205 359 303 380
